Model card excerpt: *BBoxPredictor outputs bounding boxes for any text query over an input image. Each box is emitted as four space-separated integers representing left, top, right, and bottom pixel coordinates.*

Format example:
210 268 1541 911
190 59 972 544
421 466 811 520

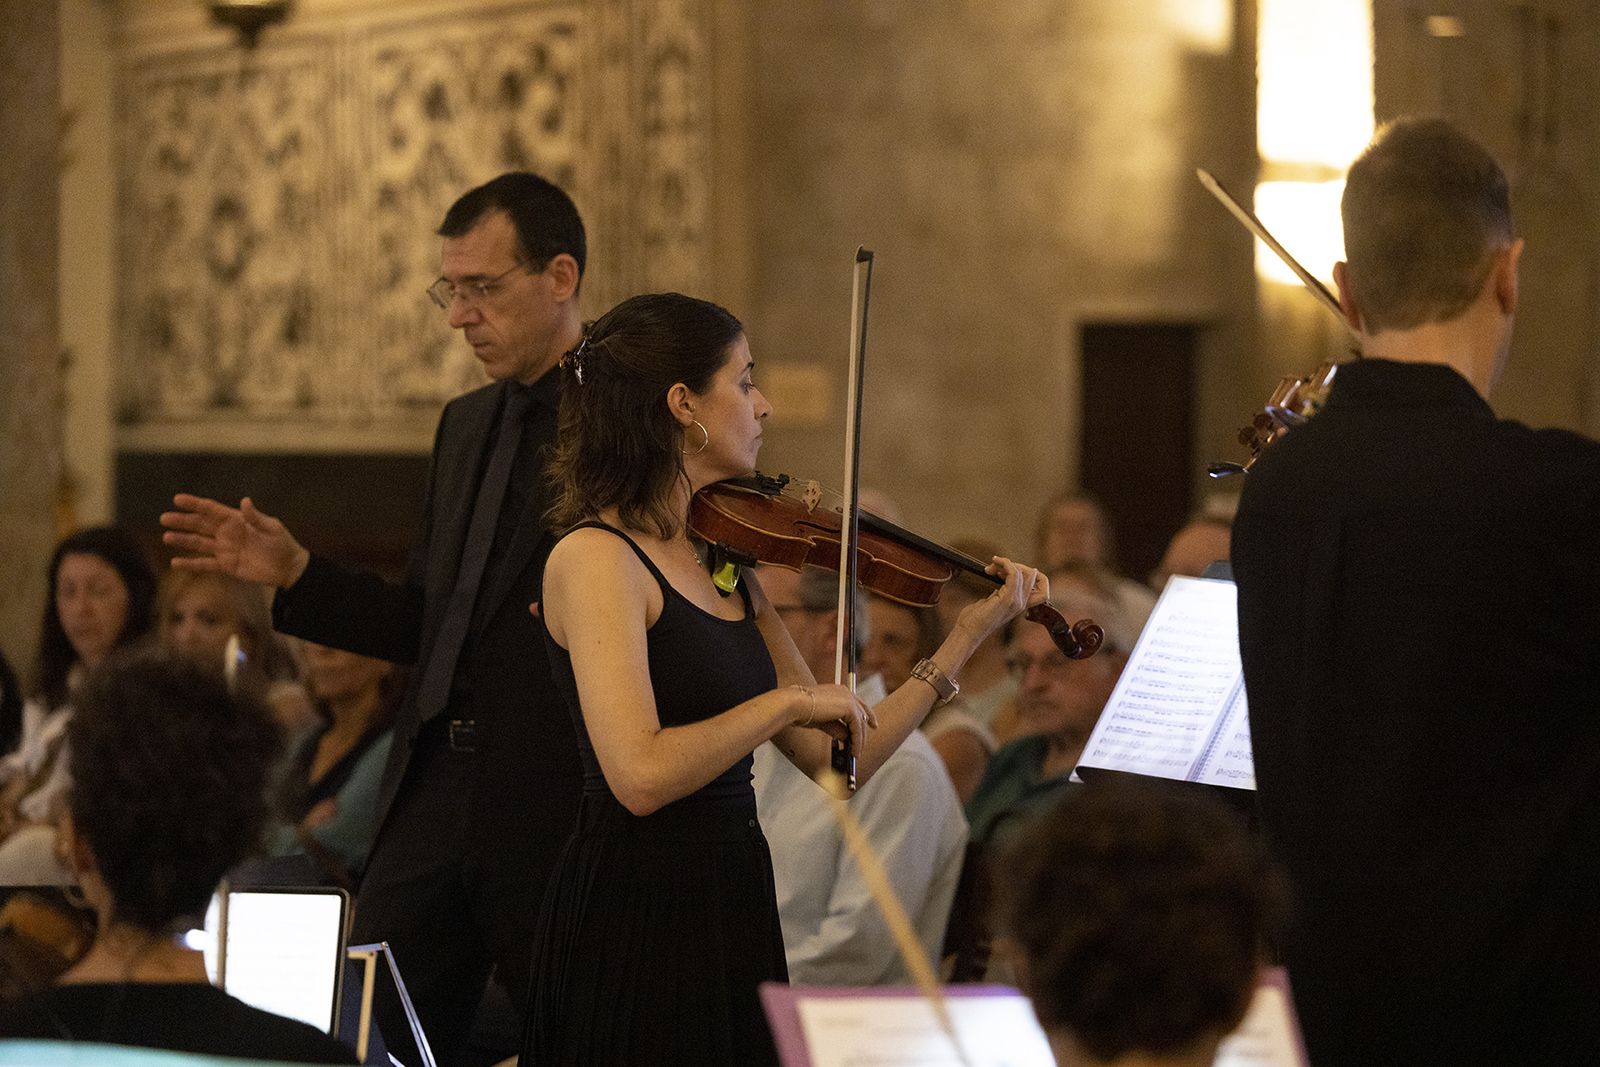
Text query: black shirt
0 983 357 1063
1233 359 1600 1066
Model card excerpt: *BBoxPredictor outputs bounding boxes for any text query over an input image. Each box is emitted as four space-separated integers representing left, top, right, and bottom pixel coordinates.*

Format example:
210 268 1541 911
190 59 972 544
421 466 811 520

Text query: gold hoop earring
681 419 709 456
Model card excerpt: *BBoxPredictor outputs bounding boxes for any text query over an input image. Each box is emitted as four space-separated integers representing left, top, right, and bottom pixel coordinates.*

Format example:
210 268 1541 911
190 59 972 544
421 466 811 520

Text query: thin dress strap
564 521 672 593
563 520 755 616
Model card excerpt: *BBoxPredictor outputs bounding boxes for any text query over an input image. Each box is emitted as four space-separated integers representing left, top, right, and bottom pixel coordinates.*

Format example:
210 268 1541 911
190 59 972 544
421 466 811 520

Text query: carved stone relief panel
117 0 713 451
120 40 339 424
635 0 711 296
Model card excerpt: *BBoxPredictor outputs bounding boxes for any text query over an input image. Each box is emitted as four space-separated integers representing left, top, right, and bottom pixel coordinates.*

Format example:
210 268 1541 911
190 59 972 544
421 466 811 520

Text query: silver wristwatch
910 658 959 704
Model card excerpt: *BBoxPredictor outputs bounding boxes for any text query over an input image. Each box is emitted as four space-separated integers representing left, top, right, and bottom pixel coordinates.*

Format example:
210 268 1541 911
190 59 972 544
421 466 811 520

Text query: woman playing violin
521 292 1049 1066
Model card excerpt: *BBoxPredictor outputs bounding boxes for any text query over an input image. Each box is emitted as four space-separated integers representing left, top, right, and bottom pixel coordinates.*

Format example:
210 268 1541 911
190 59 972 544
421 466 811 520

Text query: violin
689 473 1104 660
1208 361 1340 477
1195 169 1356 477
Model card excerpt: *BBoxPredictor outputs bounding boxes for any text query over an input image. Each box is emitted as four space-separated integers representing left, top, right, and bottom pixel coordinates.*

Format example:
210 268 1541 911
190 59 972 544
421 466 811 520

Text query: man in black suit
1233 119 1600 1065
162 174 586 1065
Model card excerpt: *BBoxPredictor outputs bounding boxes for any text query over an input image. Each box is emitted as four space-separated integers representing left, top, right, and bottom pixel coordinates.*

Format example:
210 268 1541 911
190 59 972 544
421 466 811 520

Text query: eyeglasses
1005 652 1079 680
425 262 531 310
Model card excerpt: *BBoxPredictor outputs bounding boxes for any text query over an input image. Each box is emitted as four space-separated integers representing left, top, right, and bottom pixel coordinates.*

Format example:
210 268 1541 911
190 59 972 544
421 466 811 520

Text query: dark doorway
1078 322 1198 582
117 452 430 582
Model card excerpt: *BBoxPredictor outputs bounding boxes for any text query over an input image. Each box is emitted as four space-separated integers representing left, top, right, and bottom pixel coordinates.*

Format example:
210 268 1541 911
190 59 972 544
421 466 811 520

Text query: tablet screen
198 888 347 1034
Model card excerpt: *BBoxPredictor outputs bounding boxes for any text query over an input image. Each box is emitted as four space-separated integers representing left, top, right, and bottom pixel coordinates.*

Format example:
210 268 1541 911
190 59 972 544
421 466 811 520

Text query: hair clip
562 335 589 384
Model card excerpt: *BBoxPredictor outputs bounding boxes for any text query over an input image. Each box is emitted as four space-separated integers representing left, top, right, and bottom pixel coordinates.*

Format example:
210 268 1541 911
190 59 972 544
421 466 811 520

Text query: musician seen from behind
0 648 356 1063
1231 116 1600 1066
995 782 1284 1067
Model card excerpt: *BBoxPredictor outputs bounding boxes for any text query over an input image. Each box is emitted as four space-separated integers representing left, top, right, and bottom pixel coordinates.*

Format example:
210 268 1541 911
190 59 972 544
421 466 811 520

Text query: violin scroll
1210 362 1340 477
1026 604 1105 660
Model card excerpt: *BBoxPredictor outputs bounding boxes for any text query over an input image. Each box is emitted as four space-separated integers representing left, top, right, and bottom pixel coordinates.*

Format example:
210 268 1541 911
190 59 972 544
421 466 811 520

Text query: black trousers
350 723 545 1067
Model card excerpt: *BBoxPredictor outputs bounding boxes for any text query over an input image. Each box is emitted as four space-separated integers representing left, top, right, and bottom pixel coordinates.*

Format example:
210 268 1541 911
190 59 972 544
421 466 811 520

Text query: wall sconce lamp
205 0 294 49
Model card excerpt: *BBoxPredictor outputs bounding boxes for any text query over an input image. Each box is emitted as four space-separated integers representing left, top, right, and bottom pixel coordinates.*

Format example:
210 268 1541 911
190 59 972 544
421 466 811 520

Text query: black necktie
414 386 533 721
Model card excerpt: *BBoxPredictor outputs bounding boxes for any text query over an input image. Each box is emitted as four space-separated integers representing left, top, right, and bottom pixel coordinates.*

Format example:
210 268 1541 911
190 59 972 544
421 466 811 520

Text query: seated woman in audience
966 575 1130 847
266 642 398 887
862 593 996 803
157 569 317 741
0 648 356 1063
1033 492 1155 632
0 527 156 884
995 783 1284 1067
934 537 1018 723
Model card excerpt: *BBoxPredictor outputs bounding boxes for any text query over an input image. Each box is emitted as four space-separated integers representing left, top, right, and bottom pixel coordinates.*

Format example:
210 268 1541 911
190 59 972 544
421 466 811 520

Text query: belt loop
447 718 479 753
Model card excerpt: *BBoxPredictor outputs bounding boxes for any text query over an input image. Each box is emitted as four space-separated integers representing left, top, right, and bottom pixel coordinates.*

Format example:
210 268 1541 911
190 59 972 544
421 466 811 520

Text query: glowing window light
1253 180 1345 288
1258 0 1373 170
1163 0 1233 55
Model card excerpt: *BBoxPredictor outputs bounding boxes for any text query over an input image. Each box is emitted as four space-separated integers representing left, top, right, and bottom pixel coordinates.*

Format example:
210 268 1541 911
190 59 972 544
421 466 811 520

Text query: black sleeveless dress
521 523 789 1066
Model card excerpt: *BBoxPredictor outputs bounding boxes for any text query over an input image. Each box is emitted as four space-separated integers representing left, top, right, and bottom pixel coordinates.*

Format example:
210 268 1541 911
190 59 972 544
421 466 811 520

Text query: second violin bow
1196 167 1357 339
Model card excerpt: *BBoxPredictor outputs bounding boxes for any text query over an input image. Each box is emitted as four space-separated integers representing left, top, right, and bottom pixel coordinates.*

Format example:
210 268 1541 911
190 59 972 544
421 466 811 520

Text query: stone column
0 2 63 675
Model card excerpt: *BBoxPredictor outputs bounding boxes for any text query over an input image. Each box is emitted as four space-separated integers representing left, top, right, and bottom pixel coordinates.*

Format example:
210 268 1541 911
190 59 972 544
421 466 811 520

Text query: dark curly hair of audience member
995 783 1287 1064
66 648 282 932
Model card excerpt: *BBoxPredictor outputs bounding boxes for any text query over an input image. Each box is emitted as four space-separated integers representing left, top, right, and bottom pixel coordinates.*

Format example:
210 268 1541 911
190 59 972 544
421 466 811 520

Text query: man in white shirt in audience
754 566 968 983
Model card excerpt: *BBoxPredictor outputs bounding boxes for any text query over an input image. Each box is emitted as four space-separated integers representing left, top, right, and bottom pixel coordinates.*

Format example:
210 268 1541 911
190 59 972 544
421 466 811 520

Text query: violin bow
822 249 975 1067
831 247 874 793
1195 168 1358 340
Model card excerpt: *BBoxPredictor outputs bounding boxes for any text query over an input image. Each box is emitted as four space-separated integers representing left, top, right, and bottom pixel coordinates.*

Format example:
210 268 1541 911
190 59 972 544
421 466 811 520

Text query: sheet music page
1213 983 1309 1067
1077 576 1252 787
795 993 1055 1067
1194 682 1255 789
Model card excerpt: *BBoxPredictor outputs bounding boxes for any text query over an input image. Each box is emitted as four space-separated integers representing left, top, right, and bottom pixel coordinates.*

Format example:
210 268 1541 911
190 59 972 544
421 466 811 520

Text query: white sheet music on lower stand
1076 575 1255 790
786 979 1305 1067
795 994 1054 1067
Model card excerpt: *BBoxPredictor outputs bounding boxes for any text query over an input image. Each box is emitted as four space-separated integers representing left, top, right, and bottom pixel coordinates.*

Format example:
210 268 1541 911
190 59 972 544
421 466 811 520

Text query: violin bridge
801 480 823 512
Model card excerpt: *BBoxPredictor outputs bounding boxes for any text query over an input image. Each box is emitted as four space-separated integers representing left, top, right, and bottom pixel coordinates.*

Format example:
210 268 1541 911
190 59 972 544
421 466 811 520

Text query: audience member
966 577 1130 846
1034 493 1156 634
759 565 861 687
266 643 398 887
995 783 1285 1067
753 726 966 985
0 648 356 1063
1234 117 1600 1065
863 594 996 802
934 539 1018 732
754 565 969 982
1149 514 1232 591
988 562 1128 748
0 527 155 884
1035 493 1114 570
156 569 316 740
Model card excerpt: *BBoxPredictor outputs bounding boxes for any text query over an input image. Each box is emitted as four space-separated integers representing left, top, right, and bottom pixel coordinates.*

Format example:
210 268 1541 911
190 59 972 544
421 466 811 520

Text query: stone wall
49 0 1600 575
0 2 63 675
737 0 1258 549
1374 0 1600 435
112 0 721 454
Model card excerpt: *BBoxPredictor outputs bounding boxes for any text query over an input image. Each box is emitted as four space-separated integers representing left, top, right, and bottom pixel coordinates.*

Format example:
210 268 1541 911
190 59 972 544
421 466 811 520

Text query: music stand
346 942 437 1067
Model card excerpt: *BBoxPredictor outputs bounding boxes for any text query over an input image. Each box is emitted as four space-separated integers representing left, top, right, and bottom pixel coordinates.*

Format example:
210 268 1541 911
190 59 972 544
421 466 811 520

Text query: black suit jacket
1233 359 1600 1065
273 374 581 866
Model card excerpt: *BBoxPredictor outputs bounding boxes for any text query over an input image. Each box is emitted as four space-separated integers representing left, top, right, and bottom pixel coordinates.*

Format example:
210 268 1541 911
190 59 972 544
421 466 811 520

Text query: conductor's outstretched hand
161 494 311 589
